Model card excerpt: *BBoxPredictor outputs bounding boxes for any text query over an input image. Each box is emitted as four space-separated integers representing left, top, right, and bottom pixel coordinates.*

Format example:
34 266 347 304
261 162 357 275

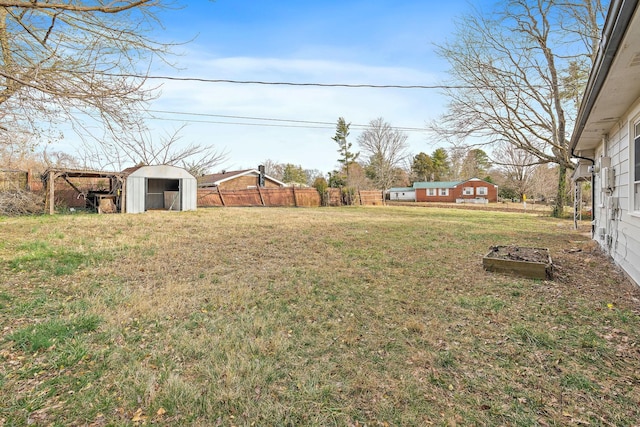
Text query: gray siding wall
593 99 640 285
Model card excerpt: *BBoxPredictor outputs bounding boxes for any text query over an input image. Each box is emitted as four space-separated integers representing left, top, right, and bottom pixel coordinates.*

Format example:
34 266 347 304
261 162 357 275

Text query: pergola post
48 170 55 215
121 177 126 213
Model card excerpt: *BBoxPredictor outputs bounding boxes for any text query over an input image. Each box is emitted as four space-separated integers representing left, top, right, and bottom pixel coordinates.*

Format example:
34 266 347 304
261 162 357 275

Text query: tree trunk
552 164 567 218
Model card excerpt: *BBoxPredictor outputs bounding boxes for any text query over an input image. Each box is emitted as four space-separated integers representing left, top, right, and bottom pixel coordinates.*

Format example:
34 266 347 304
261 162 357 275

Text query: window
463 187 474 195
635 122 640 211
477 187 488 196
439 188 449 196
427 188 436 196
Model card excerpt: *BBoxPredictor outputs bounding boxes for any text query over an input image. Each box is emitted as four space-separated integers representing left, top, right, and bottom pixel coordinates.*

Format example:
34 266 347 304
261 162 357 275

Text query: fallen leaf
131 408 146 423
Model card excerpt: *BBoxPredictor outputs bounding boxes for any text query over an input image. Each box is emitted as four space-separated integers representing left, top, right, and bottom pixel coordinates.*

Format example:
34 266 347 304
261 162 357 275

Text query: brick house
414 178 498 203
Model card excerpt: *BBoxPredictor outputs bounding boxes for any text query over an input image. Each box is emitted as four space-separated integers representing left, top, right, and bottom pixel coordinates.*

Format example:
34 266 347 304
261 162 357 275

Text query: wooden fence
198 187 321 207
325 188 385 206
359 190 385 206
198 187 384 208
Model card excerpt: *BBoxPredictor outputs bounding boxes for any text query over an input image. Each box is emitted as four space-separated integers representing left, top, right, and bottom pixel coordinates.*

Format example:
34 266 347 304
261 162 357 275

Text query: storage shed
123 165 197 214
388 187 416 201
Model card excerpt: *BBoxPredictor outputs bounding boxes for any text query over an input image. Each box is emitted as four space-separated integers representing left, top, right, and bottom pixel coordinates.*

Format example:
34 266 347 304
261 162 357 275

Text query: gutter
572 151 596 233
569 0 638 151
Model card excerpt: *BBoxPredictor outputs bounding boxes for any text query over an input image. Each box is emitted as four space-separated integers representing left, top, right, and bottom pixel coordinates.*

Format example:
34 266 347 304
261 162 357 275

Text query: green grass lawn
1 207 639 426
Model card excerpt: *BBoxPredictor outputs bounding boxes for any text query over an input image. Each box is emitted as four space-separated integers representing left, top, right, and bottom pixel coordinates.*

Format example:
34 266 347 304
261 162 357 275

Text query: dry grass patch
1 207 639 426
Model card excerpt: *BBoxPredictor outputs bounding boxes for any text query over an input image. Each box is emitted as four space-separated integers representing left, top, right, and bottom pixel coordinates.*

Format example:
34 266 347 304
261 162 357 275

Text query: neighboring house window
427 188 436 196
463 187 474 195
477 187 488 196
635 122 640 211
439 188 449 196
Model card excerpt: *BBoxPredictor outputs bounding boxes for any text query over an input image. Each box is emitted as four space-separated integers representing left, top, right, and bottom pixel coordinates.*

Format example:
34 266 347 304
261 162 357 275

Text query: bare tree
447 145 466 181
261 159 285 180
0 133 37 168
358 118 409 191
430 0 606 217
529 164 559 202
43 148 80 169
491 142 538 199
304 168 324 187
76 126 228 175
0 1 174 147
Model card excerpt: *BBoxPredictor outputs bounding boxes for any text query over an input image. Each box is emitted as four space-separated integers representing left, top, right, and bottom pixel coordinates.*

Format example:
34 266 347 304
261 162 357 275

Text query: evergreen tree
282 164 307 185
332 117 359 182
411 152 434 182
431 148 451 181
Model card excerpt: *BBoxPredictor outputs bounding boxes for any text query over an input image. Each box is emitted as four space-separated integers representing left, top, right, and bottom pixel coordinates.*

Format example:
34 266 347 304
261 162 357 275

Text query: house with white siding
388 187 416 201
570 0 640 286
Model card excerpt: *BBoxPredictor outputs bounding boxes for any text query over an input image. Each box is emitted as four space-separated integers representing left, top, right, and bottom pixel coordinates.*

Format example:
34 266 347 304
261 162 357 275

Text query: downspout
571 148 596 235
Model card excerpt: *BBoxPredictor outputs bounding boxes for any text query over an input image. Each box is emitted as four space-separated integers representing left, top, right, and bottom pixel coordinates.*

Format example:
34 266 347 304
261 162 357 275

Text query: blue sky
137 0 482 174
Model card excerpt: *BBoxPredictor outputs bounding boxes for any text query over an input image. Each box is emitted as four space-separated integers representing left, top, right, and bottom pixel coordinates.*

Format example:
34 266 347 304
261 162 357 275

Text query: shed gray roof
388 187 415 192
123 165 195 179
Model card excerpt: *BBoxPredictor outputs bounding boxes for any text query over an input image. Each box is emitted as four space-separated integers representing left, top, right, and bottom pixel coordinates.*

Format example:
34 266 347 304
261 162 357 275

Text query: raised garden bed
483 245 553 280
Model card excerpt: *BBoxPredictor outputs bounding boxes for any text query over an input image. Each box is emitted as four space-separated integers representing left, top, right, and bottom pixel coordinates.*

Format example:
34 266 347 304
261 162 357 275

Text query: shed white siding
181 174 197 211
388 188 416 201
593 100 640 285
124 165 197 214
126 176 146 214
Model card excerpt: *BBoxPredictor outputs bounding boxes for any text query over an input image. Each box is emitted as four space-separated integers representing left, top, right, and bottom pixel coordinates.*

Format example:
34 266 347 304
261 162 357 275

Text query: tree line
306 116 560 203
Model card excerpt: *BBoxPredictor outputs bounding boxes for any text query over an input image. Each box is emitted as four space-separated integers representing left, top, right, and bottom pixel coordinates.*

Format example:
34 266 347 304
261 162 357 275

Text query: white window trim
477 187 488 196
439 188 449 196
463 187 474 195
427 188 436 196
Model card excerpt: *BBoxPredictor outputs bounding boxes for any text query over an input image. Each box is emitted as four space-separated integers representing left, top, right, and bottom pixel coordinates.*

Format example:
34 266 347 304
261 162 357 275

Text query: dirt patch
485 245 550 263
483 245 553 280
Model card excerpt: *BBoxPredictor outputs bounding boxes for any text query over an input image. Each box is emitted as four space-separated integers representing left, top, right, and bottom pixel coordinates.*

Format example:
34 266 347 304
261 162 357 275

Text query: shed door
146 178 181 211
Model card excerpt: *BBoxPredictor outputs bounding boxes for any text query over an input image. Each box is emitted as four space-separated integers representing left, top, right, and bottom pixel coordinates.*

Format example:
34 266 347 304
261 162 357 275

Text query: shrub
0 190 44 216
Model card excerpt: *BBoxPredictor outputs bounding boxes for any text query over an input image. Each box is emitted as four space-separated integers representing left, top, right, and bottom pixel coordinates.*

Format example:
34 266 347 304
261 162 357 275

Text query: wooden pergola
42 168 126 215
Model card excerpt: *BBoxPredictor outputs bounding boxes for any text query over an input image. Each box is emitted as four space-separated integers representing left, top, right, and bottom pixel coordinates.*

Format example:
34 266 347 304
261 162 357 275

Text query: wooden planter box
483 246 553 280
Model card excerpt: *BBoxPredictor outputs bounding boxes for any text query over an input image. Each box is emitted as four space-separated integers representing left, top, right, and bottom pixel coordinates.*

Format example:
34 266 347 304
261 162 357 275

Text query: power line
147 116 336 130
79 70 551 91
93 71 467 89
146 109 427 132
